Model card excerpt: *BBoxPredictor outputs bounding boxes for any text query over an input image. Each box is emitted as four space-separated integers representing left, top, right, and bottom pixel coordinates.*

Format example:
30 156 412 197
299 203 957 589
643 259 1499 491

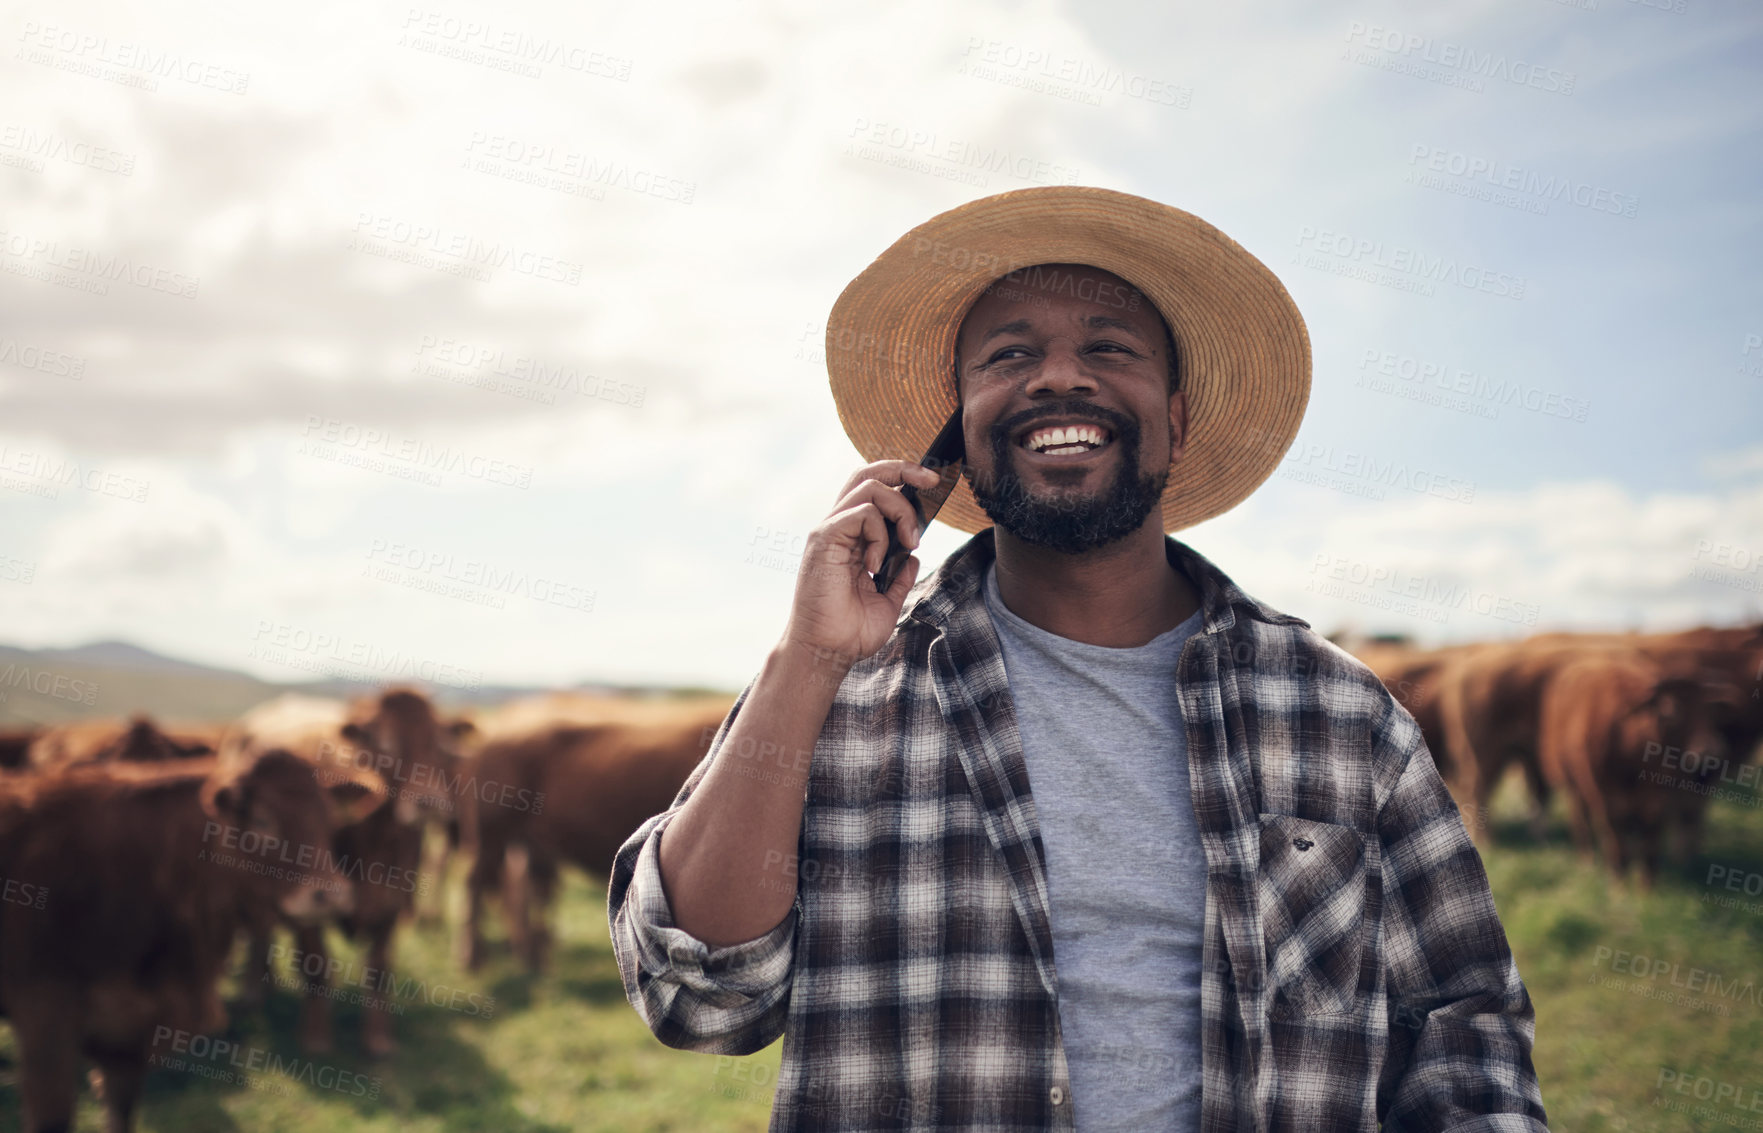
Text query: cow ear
201 774 248 823
324 766 388 825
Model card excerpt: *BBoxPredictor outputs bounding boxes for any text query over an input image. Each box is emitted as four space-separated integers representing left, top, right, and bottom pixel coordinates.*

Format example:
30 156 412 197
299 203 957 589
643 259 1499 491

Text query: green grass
2 783 1758 1131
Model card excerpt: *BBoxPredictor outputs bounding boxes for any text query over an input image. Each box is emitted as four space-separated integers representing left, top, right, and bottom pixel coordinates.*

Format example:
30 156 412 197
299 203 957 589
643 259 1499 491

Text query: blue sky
1 0 1760 692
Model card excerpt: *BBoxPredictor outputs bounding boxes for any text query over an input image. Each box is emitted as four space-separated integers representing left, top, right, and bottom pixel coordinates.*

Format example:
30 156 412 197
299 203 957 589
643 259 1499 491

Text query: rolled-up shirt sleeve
605 683 798 1056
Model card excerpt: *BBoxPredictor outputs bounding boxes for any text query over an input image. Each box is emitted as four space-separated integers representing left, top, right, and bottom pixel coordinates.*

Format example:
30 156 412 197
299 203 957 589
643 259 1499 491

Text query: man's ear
1167 389 1190 464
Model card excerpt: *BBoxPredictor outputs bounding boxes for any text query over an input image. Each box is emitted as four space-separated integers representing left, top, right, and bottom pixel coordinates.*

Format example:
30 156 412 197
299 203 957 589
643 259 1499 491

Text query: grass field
2 776 1759 1132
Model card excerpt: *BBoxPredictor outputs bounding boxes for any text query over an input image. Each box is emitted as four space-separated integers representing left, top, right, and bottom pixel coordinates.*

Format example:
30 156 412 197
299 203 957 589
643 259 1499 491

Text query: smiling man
609 187 1547 1132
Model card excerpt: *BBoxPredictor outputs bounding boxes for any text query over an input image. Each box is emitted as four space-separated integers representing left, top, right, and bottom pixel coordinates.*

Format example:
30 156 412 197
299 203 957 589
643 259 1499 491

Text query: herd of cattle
0 620 1757 1131
1349 622 1763 884
0 688 733 1133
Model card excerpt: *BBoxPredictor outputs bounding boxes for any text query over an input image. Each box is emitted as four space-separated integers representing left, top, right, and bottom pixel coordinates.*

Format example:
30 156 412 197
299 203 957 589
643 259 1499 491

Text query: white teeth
1025 424 1108 452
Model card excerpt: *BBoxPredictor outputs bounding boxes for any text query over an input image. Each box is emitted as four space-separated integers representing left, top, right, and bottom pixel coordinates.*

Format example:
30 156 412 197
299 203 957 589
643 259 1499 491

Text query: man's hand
781 461 944 668
654 459 943 948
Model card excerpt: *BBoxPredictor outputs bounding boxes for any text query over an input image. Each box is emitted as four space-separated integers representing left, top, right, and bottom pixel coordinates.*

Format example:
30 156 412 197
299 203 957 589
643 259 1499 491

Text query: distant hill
0 640 716 729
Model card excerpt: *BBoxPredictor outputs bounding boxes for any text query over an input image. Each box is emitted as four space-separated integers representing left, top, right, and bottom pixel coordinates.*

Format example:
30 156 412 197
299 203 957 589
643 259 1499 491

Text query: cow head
338 687 461 825
200 749 386 923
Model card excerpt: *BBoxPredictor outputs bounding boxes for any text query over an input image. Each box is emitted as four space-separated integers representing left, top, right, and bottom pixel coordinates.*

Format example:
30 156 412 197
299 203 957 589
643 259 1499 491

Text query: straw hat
825 186 1310 534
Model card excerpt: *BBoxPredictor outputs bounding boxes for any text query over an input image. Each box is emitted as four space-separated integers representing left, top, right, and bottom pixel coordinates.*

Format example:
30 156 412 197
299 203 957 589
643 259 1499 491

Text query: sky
1 0 1761 693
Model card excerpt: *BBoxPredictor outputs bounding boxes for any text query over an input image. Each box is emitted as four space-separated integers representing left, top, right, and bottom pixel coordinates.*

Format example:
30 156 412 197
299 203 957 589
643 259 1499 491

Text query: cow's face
339 688 459 824
200 749 381 922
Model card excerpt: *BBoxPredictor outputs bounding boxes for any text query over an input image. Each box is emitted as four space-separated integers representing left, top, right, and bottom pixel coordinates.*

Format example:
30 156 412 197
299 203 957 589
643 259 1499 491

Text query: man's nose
1023 340 1096 398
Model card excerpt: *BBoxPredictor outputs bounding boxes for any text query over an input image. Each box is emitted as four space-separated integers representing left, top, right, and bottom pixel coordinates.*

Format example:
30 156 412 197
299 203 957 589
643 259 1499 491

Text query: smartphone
873 406 966 593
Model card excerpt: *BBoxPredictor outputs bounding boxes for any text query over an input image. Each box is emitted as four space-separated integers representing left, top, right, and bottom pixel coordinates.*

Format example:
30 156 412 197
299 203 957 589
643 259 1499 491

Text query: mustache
988 400 1138 451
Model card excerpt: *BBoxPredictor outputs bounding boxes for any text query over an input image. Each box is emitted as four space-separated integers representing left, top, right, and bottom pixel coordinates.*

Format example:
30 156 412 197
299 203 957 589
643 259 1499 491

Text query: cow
1536 649 1728 887
458 698 733 974
0 750 380 1133
26 715 224 771
1439 624 1763 852
225 687 469 1057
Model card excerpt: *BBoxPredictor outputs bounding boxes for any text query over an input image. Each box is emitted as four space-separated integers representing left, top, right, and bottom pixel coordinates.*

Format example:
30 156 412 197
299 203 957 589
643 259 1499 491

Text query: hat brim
825 186 1310 535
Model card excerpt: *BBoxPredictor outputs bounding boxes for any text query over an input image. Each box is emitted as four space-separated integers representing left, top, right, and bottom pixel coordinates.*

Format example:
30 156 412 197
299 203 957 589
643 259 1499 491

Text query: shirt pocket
1256 813 1367 1018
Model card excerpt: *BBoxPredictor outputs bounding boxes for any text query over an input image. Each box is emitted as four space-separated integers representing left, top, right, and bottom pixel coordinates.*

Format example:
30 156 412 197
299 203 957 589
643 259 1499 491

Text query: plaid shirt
609 529 1548 1132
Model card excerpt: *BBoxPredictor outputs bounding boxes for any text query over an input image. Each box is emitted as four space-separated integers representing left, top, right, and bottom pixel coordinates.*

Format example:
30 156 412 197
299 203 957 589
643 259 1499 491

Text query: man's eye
1087 341 1133 354
985 347 1032 364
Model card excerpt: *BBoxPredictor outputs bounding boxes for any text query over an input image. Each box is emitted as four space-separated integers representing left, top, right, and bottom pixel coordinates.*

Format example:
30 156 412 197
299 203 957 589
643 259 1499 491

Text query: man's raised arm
605 460 939 1048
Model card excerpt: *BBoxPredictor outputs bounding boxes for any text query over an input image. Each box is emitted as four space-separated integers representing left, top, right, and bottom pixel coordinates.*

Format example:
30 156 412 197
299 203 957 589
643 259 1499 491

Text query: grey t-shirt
981 562 1207 1132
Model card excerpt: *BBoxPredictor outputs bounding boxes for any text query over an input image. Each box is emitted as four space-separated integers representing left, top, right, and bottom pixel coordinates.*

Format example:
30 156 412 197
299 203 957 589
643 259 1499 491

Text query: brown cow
0 751 379 1133
459 698 733 973
26 715 224 771
227 687 469 1057
1537 649 1727 886
1440 624 1763 851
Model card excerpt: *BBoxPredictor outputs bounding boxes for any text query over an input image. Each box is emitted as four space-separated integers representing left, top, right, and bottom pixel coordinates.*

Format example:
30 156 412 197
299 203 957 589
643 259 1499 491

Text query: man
609 187 1547 1131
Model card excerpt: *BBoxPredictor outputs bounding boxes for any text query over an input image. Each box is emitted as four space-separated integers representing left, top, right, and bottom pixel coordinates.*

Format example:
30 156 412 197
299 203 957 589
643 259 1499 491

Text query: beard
965 400 1168 555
